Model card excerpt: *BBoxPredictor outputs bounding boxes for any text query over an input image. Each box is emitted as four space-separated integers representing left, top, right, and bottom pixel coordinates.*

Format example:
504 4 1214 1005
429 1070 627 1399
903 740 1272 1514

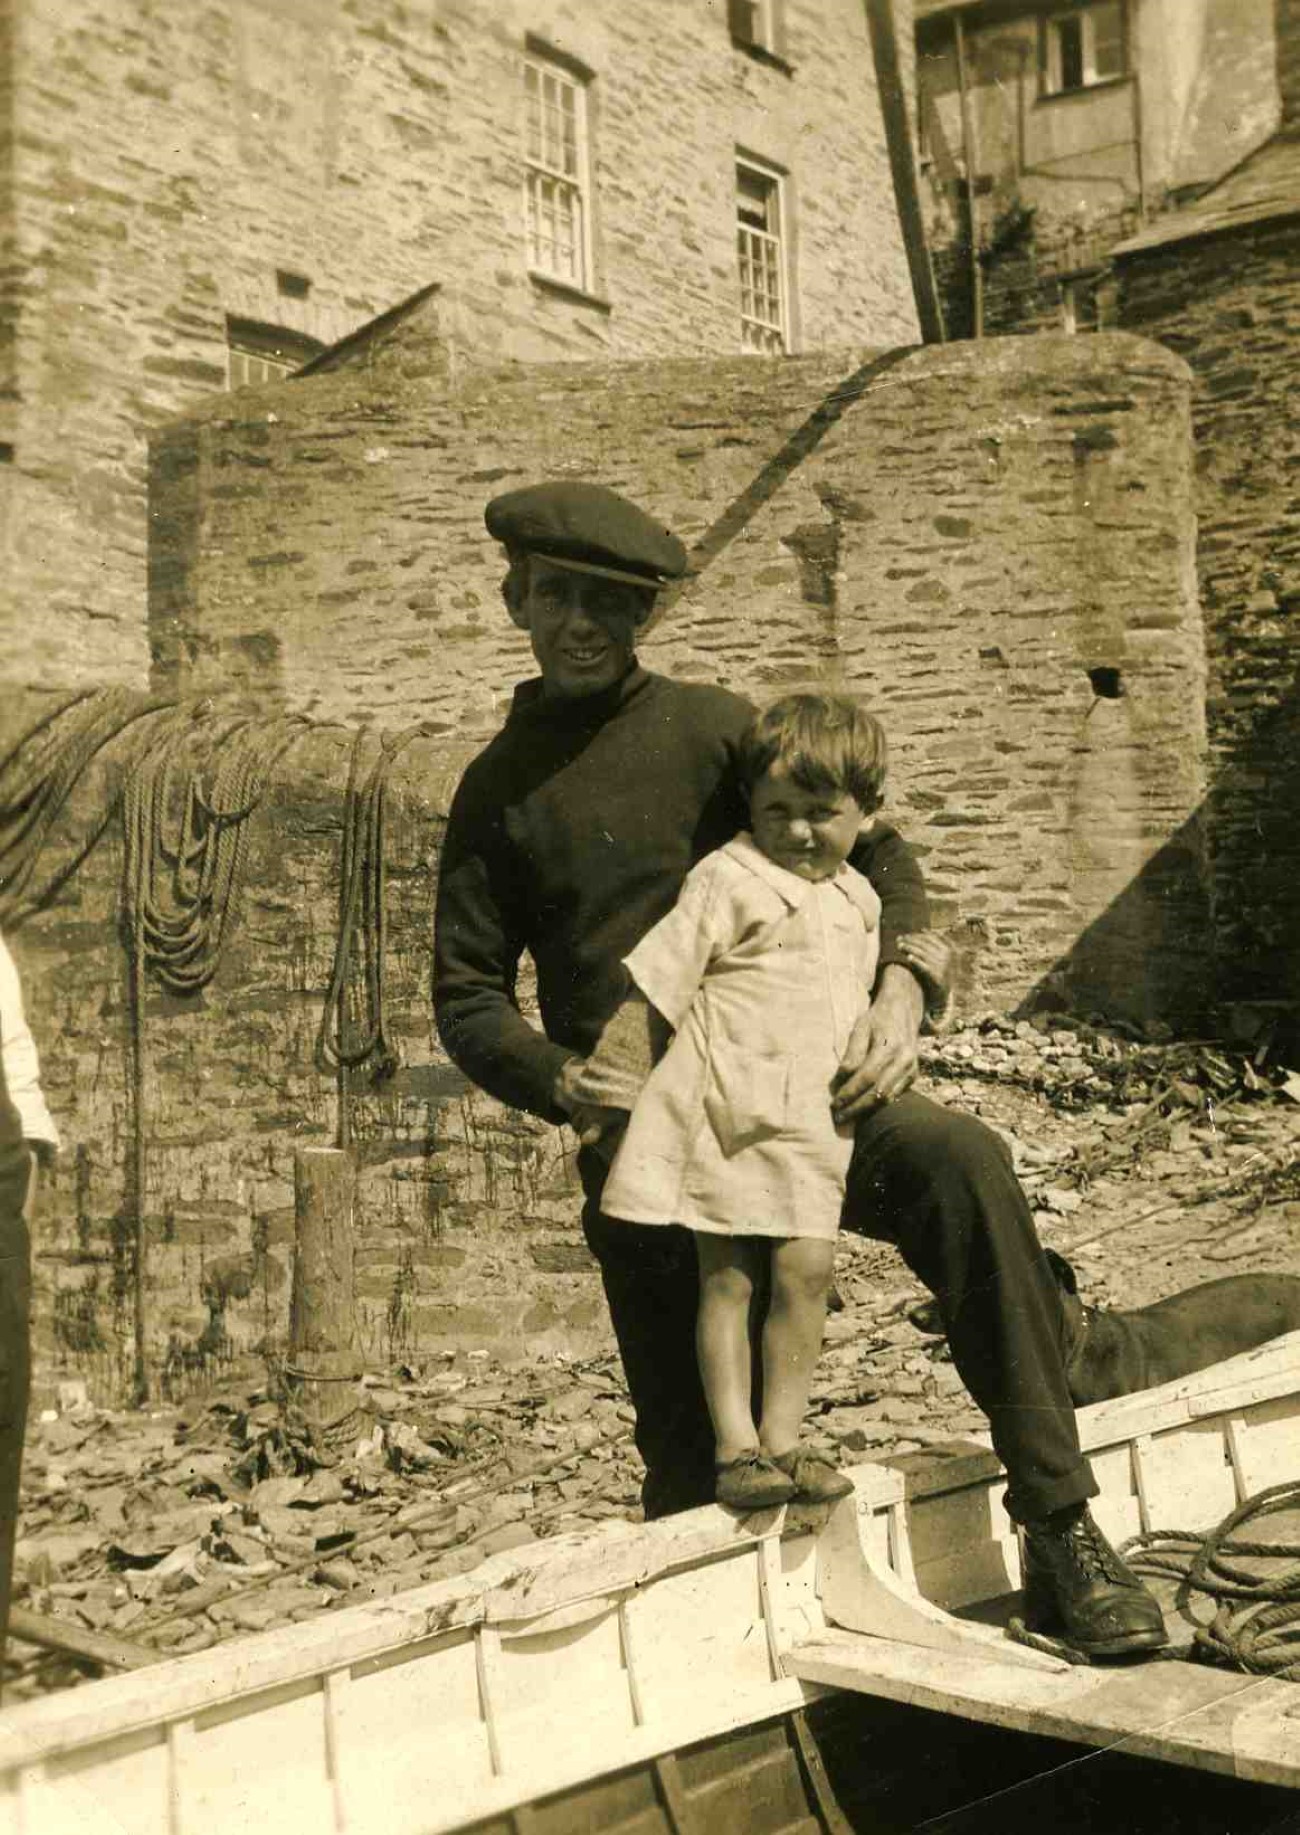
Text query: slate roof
1113 135 1300 258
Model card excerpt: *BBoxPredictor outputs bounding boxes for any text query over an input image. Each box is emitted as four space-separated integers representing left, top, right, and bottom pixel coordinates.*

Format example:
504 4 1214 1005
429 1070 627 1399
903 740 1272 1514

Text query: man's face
522 558 646 699
748 764 865 882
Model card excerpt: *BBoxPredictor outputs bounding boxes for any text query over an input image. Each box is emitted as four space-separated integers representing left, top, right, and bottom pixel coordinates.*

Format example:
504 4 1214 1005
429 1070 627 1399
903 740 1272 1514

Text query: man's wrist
875 962 925 1025
551 1054 583 1114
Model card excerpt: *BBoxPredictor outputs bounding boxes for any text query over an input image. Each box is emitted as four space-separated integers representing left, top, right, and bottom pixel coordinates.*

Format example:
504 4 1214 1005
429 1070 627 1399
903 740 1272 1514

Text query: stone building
915 0 1279 337
1114 90 1300 1023
1 0 920 688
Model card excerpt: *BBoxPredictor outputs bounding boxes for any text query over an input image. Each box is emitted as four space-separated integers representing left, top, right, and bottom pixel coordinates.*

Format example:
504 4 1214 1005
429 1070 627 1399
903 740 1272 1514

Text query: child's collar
722 833 879 918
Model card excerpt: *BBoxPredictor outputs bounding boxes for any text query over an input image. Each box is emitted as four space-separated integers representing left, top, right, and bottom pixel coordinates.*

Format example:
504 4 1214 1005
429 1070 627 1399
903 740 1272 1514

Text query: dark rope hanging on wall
316 723 431 1150
120 706 311 1403
0 687 175 926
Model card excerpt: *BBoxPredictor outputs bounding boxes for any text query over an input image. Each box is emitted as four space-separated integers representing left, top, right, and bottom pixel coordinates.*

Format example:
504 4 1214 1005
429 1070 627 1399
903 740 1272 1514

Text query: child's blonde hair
738 692 887 815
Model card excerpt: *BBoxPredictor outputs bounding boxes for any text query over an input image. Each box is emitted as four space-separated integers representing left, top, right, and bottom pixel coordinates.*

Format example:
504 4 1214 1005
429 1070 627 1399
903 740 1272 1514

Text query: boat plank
481 1510 819 1628
1075 1332 1300 1452
0 1513 814 1773
787 1628 1300 1790
817 1490 1063 1673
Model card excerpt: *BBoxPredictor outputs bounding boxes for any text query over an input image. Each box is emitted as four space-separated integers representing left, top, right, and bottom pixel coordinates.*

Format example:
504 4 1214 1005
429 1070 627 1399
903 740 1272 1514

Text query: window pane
1090 1 1125 78
228 347 295 389
524 56 589 287
737 165 774 230
1056 17 1084 90
737 202 785 353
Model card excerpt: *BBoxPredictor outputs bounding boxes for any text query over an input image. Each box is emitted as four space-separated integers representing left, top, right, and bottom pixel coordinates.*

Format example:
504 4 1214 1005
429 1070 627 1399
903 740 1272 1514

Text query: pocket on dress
704 1054 789 1157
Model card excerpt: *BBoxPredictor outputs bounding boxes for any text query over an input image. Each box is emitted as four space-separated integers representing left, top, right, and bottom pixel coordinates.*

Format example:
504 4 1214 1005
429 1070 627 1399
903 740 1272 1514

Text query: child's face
748 764 865 882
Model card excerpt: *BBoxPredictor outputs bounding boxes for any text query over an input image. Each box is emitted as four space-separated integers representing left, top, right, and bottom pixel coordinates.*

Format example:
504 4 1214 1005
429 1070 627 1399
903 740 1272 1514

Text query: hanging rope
121 708 310 996
1 692 429 1403
120 706 310 1402
1122 1481 1300 1680
0 687 174 926
315 723 430 1148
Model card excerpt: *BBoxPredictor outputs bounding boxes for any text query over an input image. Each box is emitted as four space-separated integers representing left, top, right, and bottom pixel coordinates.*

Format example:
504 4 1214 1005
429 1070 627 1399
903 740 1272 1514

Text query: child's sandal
714 1451 796 1511
772 1446 853 1503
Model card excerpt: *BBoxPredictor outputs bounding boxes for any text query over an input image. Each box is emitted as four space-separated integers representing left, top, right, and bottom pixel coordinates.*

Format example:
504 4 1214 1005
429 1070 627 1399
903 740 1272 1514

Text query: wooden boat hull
1 1332 1298 1833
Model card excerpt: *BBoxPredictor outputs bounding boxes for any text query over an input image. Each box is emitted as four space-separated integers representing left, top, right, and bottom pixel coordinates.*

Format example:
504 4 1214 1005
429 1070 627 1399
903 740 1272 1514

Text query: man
433 480 1165 1659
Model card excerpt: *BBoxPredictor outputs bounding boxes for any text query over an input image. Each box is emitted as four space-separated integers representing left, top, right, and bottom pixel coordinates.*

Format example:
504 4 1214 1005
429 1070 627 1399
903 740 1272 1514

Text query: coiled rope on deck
1122 1480 1300 1680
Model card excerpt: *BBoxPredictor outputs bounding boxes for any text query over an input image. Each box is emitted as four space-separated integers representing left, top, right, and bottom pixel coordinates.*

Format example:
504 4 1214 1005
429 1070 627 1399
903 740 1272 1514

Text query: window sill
1037 73 1131 104
730 36 795 76
528 270 613 313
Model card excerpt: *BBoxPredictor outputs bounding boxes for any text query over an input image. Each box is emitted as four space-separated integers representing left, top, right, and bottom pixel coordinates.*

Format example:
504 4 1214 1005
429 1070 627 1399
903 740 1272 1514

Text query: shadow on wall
1017 670 1300 1039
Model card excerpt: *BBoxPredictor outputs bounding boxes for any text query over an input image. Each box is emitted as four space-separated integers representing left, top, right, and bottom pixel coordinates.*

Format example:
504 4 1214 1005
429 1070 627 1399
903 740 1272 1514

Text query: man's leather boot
1021 1504 1167 1657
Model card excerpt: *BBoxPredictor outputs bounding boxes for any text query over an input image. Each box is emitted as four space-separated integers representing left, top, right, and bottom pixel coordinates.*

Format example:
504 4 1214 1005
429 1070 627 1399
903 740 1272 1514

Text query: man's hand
553 1058 627 1148
896 930 955 1001
831 964 925 1122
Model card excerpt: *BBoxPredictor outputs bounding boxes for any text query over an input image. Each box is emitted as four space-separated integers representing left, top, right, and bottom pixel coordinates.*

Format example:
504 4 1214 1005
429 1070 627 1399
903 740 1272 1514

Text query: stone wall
6 705 595 1406
1280 0 1300 130
2 0 918 687
152 320 1208 1016
6 329 1209 1403
1119 215 1300 1015
936 203 1134 345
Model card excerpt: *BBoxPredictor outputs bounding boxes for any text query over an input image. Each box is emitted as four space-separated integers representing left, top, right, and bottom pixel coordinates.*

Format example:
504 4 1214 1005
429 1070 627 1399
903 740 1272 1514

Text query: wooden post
287 1147 362 1448
953 11 985 339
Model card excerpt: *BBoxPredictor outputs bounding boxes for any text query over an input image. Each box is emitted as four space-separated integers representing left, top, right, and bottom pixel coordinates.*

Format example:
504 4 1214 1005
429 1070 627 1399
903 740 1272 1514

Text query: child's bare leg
695 1234 765 1462
759 1237 836 1456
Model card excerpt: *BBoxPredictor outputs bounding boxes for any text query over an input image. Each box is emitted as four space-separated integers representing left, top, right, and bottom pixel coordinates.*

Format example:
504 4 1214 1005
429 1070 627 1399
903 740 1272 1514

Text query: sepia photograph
1 0 1300 1828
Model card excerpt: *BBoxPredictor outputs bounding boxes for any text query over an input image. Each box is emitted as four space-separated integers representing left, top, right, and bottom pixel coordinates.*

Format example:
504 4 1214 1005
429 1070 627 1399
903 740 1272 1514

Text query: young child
570 692 892 1511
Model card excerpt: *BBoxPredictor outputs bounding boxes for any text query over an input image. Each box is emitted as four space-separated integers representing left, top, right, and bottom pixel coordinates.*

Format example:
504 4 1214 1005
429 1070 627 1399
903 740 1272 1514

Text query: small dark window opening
729 0 760 44
276 269 312 300
1088 665 1123 699
1057 17 1084 89
225 317 326 390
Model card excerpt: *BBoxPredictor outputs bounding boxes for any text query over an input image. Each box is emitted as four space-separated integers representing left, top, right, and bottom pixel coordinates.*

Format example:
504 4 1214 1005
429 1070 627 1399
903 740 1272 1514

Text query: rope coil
0 688 174 925
316 723 433 1146
1123 1480 1300 1680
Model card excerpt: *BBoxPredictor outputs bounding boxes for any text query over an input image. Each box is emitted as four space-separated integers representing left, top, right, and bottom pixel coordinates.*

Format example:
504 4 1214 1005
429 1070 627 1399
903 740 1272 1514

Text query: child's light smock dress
601 832 881 1240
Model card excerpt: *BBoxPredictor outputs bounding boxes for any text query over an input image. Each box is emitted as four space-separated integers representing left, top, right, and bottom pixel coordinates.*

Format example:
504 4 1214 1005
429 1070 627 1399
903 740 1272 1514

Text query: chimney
1279 0 1300 136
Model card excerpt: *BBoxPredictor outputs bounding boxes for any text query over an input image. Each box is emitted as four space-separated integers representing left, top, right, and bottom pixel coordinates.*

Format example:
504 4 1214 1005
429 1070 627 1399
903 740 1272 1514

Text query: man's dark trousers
581 1092 1096 1524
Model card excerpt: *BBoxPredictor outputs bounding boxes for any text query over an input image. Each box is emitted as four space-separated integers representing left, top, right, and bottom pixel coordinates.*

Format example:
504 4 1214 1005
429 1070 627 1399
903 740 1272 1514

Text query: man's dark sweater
433 666 928 1122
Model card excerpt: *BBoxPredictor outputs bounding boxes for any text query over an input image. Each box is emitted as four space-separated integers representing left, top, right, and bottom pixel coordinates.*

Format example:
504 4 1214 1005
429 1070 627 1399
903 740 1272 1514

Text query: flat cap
485 481 687 589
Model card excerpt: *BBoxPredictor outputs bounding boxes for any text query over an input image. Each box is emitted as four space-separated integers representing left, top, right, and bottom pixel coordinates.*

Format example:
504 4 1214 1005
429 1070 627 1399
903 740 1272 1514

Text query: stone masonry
5 327 1207 1401
1118 202 1300 1018
1 0 918 686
